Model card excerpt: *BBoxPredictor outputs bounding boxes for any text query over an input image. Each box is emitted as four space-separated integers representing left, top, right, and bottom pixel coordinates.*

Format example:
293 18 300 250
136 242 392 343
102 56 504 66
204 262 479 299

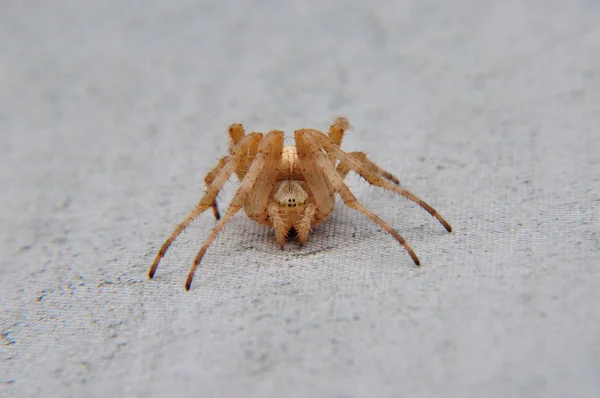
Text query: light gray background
1 0 599 397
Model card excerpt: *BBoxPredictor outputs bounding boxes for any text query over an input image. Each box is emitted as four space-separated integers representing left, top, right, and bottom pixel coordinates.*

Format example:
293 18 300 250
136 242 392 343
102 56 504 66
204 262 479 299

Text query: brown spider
148 118 452 290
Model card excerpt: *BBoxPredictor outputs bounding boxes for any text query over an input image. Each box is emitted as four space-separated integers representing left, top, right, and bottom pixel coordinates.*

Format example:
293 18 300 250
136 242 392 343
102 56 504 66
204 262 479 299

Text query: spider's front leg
296 129 421 265
206 124 262 220
326 117 349 166
309 129 452 233
148 132 263 280
185 130 284 290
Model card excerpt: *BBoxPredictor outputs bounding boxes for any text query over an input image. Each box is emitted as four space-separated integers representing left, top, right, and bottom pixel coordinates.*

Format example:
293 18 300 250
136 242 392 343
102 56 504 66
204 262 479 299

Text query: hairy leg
185 130 284 290
326 117 349 166
327 119 400 183
294 204 316 245
337 151 400 185
228 123 246 146
242 130 284 217
148 132 263 279
228 123 261 181
328 117 349 146
204 156 229 220
298 130 420 264
295 131 336 219
307 129 452 232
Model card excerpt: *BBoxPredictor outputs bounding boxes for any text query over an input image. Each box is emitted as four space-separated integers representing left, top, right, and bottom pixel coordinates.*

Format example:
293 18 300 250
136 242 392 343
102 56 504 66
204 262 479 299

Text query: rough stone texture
1 0 599 397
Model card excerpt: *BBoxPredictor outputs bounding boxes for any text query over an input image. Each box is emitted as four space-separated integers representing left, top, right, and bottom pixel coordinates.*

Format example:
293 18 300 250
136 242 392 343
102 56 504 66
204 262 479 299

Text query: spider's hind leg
228 123 246 146
326 117 349 166
327 119 399 184
337 152 400 185
328 117 349 146
204 156 229 220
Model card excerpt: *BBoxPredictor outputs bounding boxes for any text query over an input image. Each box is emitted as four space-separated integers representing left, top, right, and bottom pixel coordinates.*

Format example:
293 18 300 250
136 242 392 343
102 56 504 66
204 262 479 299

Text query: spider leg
326 117 349 165
242 131 284 217
328 117 349 146
337 151 400 185
185 130 284 290
229 123 262 181
228 123 246 146
203 124 261 219
204 156 229 220
148 132 263 279
295 131 336 220
297 130 420 264
327 119 399 183
306 129 452 233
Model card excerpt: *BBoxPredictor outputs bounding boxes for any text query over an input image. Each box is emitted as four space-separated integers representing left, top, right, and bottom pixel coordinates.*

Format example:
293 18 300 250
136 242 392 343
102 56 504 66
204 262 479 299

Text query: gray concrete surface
1 0 599 397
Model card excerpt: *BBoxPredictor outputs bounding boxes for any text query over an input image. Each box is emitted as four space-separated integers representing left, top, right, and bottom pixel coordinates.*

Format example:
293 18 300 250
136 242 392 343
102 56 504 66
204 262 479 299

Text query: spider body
149 118 452 290
249 145 324 236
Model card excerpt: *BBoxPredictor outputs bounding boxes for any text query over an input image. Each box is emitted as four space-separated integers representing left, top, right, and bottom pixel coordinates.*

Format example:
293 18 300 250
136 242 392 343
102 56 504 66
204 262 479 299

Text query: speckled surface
1 1 599 397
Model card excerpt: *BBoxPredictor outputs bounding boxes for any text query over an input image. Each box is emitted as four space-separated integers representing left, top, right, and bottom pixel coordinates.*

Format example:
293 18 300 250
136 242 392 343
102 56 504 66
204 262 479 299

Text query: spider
148 117 452 290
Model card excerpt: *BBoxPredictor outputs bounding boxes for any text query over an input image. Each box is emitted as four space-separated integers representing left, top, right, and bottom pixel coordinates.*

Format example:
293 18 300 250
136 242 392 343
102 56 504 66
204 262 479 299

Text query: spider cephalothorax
274 180 308 208
149 118 452 290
